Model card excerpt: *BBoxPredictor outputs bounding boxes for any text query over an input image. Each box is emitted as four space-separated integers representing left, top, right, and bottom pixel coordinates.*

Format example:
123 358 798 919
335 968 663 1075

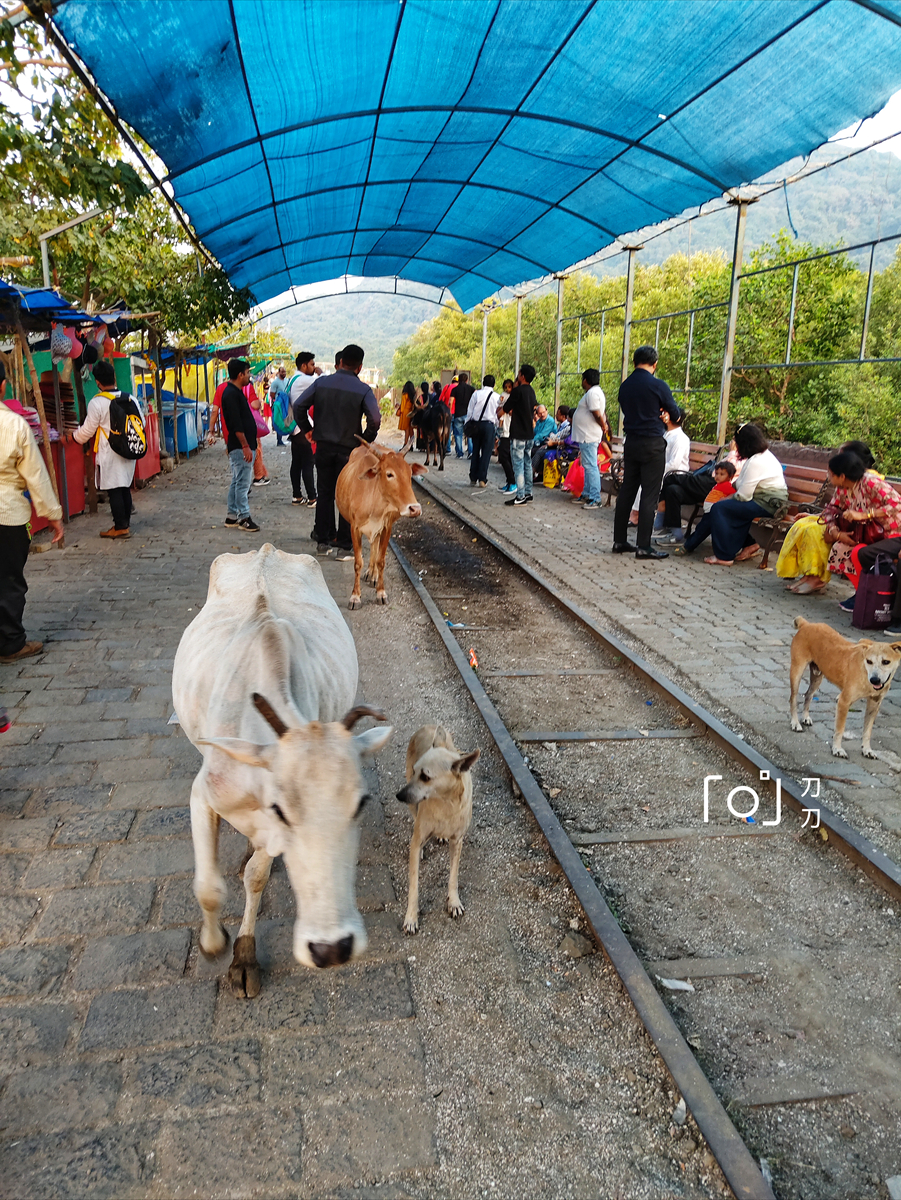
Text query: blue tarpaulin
0 278 98 324
55 0 901 311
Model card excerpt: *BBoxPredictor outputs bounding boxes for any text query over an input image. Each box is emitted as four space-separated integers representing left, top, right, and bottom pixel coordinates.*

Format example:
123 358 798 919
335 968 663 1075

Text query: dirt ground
391 503 901 1200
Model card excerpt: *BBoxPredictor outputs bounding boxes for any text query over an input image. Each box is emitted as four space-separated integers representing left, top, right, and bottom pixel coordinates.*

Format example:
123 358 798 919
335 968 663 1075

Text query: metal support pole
40 240 51 289
599 311 606 374
620 246 641 436
576 317 583 373
860 243 876 361
785 263 800 365
553 275 565 411
514 295 523 377
716 197 756 445
481 308 488 383
51 363 69 523
684 310 695 398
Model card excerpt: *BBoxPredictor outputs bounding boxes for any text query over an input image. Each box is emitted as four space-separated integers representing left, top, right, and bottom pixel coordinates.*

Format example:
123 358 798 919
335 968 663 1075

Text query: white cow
172 544 391 997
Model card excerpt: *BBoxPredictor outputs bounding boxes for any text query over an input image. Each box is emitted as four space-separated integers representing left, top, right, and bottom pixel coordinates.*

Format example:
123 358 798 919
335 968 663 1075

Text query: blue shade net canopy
54 0 901 312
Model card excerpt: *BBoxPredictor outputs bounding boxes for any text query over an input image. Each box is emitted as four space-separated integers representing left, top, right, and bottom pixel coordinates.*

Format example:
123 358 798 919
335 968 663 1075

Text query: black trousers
856 537 901 623
108 486 132 530
290 433 316 500
531 441 549 481
0 523 30 656
613 435 667 548
498 437 514 485
313 441 352 548
469 420 495 483
661 471 711 529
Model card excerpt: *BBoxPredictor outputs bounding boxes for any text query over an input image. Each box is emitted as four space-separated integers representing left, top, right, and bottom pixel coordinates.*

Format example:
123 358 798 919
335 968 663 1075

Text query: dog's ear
890 643 901 654
857 639 874 649
451 749 480 775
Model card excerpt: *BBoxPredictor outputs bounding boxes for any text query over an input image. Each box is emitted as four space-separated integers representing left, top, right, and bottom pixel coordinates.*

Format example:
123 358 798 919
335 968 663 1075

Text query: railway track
389 486 901 1200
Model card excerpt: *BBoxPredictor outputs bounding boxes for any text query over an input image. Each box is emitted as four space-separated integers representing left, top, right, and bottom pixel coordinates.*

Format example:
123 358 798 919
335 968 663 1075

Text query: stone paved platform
409 447 901 858
0 438 717 1200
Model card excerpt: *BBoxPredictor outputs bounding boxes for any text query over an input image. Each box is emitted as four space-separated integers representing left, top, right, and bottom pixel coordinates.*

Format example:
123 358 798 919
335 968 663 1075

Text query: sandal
793 580 827 595
735 544 761 562
704 556 734 565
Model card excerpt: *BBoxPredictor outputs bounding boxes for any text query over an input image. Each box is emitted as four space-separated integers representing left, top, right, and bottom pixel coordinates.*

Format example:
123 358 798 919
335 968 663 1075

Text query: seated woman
685 423 787 565
818 449 901 611
777 440 877 595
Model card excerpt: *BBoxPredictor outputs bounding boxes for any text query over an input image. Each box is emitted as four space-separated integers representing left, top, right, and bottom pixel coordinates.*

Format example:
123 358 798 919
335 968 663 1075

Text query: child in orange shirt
679 462 737 554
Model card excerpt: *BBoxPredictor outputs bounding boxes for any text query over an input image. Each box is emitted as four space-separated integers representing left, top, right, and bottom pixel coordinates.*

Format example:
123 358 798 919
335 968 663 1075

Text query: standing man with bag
0 360 64 662
464 374 503 487
73 360 143 539
450 373 474 459
612 346 681 558
218 358 260 533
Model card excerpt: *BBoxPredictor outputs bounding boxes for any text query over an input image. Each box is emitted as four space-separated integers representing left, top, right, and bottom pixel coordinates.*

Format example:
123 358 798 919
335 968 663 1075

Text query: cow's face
202 702 391 969
361 449 426 518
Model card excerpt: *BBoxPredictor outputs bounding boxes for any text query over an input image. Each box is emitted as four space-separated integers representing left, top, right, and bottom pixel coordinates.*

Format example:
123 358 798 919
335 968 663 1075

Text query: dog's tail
793 616 808 630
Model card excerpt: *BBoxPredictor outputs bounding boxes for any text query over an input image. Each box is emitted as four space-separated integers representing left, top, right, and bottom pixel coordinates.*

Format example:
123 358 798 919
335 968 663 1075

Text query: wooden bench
603 438 722 514
753 463 832 568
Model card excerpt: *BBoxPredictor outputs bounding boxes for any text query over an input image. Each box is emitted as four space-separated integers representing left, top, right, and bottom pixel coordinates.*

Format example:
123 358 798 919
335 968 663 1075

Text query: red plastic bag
562 457 584 495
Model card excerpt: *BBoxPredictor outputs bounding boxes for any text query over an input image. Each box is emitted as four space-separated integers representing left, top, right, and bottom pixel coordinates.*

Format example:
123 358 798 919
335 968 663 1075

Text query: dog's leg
861 695 883 758
403 819 425 934
801 666 823 728
446 835 465 919
832 693 852 757
789 655 808 731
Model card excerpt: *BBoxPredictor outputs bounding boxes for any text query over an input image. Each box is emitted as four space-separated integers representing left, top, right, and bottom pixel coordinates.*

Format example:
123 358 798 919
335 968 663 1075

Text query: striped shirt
0 401 62 526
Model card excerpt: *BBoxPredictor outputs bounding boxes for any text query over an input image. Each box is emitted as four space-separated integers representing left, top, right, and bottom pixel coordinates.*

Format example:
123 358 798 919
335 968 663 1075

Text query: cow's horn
341 705 387 730
400 439 413 456
252 693 289 738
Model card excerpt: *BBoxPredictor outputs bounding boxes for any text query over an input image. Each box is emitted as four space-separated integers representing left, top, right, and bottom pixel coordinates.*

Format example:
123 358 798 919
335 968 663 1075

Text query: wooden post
172 357 181 460
51 363 69 523
16 320 60 497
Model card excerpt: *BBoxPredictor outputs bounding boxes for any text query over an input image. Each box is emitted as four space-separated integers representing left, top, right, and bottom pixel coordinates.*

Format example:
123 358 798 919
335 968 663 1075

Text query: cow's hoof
228 961 261 998
438 464 444 471
349 595 361 610
403 916 419 934
447 901 465 919
199 923 230 959
377 592 388 605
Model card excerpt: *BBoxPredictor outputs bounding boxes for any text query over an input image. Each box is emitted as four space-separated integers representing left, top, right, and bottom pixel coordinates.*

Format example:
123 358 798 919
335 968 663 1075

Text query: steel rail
390 538 776 1200
412 476 901 904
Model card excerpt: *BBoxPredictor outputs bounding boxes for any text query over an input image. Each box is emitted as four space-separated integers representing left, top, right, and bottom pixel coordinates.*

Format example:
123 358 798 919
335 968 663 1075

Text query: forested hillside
276 292 436 372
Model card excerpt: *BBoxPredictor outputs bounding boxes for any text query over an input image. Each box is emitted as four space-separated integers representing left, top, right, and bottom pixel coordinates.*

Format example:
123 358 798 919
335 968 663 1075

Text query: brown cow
336 440 426 608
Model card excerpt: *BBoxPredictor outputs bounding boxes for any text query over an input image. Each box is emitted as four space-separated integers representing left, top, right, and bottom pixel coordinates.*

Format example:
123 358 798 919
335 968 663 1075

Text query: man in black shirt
613 346 681 558
294 342 381 555
220 358 260 533
501 364 537 506
451 372 474 459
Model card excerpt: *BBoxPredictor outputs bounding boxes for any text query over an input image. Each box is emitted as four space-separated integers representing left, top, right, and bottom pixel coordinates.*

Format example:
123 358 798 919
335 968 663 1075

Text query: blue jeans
510 438 534 498
579 441 601 503
452 415 472 458
227 448 253 520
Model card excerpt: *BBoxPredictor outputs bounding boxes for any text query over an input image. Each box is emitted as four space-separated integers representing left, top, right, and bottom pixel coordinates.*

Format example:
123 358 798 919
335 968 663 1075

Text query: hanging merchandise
50 323 72 365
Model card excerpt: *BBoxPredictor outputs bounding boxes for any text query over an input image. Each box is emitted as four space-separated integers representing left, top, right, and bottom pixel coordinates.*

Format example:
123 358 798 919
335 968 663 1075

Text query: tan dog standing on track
396 725 480 934
789 616 901 758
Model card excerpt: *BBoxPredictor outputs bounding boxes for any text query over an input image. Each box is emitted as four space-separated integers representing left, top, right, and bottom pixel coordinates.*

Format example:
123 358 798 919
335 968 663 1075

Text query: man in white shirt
268 365 288 445
288 352 321 505
570 369 610 510
465 374 503 487
0 361 64 662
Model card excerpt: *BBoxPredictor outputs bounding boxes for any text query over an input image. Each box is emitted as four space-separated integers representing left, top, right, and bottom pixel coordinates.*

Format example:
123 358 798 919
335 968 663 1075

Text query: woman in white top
630 406 690 523
73 360 136 538
702 424 787 565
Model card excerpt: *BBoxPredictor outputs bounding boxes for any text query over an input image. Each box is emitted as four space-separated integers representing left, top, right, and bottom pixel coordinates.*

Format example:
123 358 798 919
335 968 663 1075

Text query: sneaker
252 477 270 487
505 496 528 506
884 623 901 635
316 543 333 555
524 494 533 502
651 527 671 540
582 500 602 510
501 483 518 494
655 533 685 546
334 549 355 561
478 481 487 488
238 517 260 533
0 640 43 664
225 516 239 526
569 495 585 504
291 497 304 505
839 595 856 612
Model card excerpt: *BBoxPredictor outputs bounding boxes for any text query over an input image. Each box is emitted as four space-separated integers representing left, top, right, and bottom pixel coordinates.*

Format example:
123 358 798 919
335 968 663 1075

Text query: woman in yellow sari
777 441 877 594
396 380 415 438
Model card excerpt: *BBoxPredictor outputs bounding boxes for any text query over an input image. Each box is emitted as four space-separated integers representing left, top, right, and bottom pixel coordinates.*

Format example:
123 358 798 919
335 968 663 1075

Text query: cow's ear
358 465 380 479
411 464 429 476
354 725 393 757
451 749 480 775
197 737 278 769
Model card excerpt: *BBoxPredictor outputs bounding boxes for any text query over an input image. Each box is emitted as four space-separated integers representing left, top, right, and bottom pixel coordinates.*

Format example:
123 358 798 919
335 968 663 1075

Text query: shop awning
54 0 901 311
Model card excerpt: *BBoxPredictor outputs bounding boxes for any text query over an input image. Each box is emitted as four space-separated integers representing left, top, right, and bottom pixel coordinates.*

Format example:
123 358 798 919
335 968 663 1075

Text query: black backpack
98 390 147 460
